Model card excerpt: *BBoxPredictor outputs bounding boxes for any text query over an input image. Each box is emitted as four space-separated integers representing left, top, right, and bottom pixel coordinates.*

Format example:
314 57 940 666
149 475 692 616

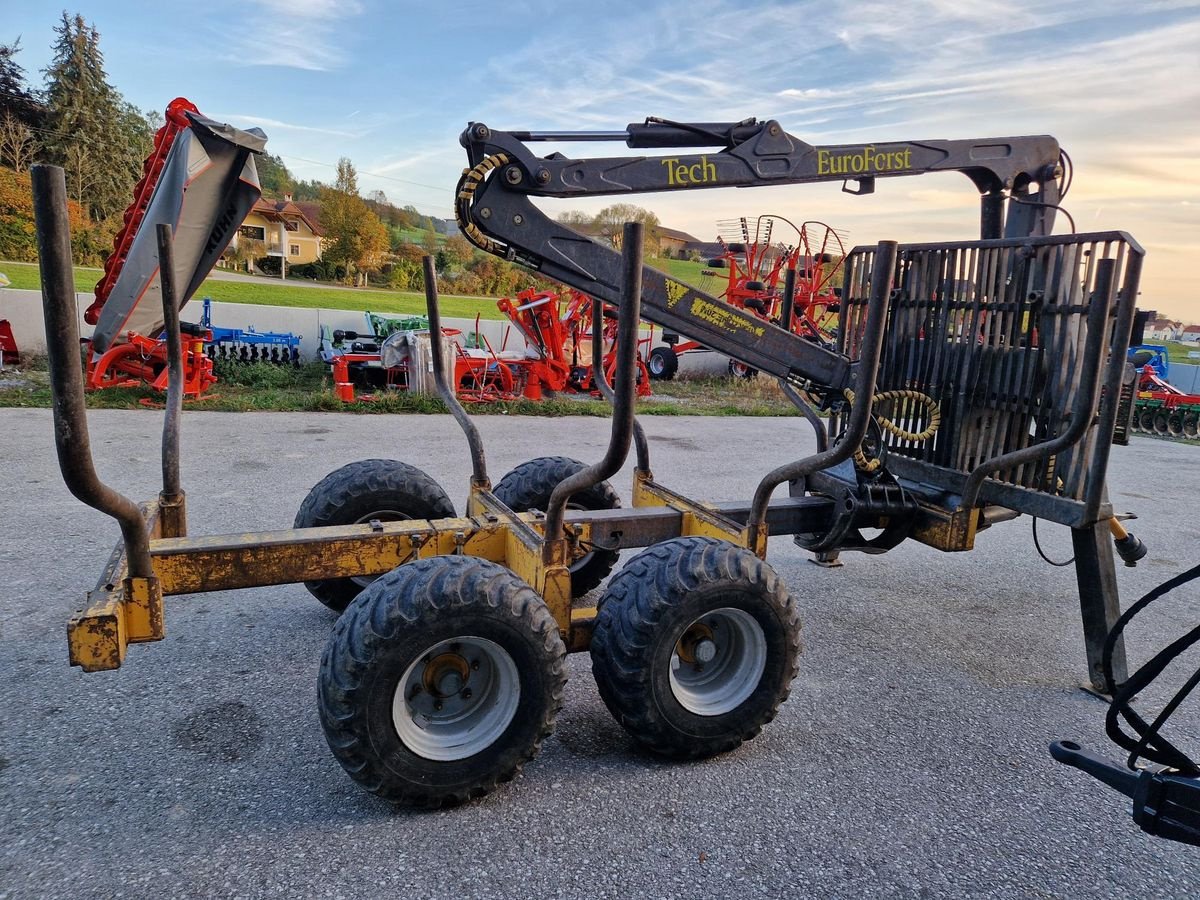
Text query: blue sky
4 0 1199 317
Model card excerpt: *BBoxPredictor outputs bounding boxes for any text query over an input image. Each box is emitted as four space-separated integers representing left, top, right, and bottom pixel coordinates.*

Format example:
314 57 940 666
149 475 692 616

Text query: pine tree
41 13 152 221
0 40 41 127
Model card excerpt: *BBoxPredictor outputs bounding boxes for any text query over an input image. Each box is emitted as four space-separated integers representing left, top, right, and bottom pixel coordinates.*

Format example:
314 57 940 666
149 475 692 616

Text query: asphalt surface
0 408 1197 899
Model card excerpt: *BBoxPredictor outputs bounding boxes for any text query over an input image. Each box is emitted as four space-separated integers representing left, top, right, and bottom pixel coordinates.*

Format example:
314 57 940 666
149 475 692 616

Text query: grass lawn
0 353 801 417
2 256 721 321
1 260 508 321
1162 341 1200 365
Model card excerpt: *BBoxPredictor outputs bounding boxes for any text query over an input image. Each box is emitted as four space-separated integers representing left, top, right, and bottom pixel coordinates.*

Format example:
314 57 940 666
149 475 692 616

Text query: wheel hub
423 652 471 698
393 636 521 761
669 608 767 717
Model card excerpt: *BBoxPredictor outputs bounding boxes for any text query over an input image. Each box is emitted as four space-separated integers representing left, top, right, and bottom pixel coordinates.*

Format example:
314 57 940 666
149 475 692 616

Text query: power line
277 153 452 198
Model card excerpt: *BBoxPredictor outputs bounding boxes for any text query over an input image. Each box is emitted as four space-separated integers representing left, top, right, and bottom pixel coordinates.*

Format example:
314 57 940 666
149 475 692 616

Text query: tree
442 234 474 268
256 153 294 198
556 210 593 228
593 203 661 256
320 156 389 285
0 40 41 130
0 113 36 171
41 13 152 222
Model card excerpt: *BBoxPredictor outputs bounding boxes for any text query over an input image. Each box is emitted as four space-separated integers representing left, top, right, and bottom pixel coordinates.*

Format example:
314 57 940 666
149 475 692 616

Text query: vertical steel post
32 164 153 578
156 224 187 537
746 240 897 543
1072 522 1128 693
156 227 184 483
422 255 489 489
590 296 650 473
542 222 643 550
778 264 797 332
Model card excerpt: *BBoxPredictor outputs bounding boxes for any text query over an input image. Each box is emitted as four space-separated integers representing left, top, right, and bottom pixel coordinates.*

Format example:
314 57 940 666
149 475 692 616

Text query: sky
3 0 1199 318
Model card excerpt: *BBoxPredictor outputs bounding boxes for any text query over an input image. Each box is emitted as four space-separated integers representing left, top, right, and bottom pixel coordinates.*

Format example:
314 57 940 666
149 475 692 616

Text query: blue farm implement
200 298 302 366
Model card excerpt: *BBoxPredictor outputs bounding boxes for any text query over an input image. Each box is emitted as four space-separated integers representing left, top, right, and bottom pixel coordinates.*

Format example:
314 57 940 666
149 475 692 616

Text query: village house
226 193 324 268
1147 319 1181 341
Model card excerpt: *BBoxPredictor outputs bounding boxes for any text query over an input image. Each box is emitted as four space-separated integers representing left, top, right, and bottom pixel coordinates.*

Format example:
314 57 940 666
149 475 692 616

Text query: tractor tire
589 536 801 758
706 258 727 268
728 359 759 380
493 456 621 597
647 345 678 381
295 459 456 613
318 556 567 807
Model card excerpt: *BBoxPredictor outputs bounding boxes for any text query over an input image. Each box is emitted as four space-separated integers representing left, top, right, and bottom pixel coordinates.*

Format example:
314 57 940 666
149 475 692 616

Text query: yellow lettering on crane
817 146 914 177
662 156 717 187
665 279 688 308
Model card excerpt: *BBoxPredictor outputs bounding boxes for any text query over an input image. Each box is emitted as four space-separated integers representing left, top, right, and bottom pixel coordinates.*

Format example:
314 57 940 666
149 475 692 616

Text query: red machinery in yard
497 287 652 399
330 320 521 404
1129 350 1200 438
330 288 651 404
87 326 217 398
82 97 264 400
647 215 845 379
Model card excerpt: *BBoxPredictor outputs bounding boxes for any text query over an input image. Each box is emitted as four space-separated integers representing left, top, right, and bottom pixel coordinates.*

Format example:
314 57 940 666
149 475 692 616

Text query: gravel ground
0 408 1197 899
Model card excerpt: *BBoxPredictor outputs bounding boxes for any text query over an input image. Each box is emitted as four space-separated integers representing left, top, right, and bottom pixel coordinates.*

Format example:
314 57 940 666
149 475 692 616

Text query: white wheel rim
669 607 766 716
392 636 520 761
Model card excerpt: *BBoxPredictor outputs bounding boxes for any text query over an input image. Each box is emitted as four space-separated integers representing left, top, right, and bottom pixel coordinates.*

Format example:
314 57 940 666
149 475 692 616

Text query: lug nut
536 168 551 185
505 166 523 185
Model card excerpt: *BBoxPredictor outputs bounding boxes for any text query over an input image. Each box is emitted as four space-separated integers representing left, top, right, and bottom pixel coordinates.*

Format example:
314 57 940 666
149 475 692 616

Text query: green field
1162 341 1200 365
1 256 719 321
1 261 508 321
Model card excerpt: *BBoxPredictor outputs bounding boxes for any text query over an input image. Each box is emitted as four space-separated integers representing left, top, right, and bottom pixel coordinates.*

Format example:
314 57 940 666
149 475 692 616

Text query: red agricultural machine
1127 345 1200 438
82 97 264 399
328 287 652 405
647 215 845 379
497 286 652 399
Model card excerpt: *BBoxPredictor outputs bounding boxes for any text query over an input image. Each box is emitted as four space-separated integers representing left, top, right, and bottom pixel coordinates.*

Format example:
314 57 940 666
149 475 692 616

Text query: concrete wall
0 288 526 361
1170 361 1200 394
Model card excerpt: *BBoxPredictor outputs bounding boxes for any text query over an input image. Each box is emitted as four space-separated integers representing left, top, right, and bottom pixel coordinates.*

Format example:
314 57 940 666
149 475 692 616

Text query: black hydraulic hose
157 224 183 501
746 240 897 536
32 165 153 578
422 255 489 488
590 295 650 472
543 222 644 550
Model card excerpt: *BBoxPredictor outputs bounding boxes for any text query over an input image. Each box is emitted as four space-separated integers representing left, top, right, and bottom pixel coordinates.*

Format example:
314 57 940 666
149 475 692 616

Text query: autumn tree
320 157 389 285
41 13 153 221
0 113 36 171
593 203 661 256
442 234 474 268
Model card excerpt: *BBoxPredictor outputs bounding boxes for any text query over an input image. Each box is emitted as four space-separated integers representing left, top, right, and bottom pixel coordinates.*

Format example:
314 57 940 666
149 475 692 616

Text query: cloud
214 114 364 138
220 0 365 71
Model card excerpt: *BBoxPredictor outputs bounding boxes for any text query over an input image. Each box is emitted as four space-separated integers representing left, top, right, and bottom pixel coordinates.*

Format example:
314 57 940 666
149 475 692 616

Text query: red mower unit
82 97 265 400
